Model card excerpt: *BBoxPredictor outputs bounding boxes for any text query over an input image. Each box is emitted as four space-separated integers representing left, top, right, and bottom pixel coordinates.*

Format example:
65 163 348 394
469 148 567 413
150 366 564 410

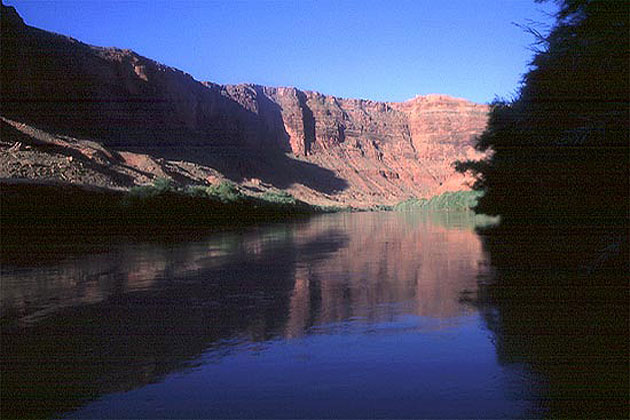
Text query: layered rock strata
1 5 488 205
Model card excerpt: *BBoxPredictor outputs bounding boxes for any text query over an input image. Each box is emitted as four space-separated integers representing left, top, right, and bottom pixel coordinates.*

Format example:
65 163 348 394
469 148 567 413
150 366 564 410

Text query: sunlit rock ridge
1 5 488 205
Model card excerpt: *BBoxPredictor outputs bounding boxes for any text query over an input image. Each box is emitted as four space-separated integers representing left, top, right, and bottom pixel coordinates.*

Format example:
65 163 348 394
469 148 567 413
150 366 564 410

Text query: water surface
3 212 546 418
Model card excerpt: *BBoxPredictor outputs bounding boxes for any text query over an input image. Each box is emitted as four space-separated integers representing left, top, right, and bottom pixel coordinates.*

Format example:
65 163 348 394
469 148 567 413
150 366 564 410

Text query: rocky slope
1 5 488 206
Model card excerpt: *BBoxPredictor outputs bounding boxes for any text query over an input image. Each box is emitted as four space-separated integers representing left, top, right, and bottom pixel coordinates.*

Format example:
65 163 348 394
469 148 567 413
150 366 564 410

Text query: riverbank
0 179 337 265
1 179 499 240
0 179 343 235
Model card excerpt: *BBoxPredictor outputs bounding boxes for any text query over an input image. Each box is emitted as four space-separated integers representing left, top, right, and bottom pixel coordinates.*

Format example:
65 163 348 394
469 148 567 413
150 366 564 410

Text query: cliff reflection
2 223 326 418
284 212 489 337
1 212 489 418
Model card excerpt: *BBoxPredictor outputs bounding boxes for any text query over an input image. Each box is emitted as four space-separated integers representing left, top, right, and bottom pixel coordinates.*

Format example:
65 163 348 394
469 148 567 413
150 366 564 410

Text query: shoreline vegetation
1 179 486 236
0 179 492 268
393 190 482 212
453 0 629 275
1 178 331 261
1 178 497 264
1 179 334 235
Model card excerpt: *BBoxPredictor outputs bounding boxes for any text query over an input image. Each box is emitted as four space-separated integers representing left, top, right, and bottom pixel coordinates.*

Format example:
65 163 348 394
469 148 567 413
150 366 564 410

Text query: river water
1 212 625 418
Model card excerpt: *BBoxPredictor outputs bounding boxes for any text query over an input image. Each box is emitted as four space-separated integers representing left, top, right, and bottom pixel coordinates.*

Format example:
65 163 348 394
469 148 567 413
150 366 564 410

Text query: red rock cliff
1 5 488 205
214 86 488 203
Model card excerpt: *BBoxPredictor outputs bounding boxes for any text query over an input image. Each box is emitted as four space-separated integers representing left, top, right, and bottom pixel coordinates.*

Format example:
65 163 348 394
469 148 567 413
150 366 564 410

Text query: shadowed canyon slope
1 5 488 205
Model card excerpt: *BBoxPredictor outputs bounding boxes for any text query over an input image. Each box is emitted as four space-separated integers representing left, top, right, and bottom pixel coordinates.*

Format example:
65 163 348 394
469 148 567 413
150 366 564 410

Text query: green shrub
393 197 428 212
367 204 393 212
185 185 211 198
261 190 297 205
152 177 175 192
206 181 243 203
129 177 177 198
129 184 156 198
394 191 483 212
423 191 482 211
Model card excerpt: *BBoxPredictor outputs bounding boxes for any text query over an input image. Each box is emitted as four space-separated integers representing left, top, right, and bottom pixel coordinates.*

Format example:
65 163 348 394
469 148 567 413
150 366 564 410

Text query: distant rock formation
1 5 488 205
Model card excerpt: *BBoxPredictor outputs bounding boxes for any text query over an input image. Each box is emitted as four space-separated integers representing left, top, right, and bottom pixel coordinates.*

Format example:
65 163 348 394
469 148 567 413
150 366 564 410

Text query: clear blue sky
6 0 557 104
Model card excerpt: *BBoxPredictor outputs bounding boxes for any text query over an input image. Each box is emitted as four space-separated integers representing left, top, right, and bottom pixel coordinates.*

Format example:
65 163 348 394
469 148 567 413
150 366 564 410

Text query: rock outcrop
1 5 488 205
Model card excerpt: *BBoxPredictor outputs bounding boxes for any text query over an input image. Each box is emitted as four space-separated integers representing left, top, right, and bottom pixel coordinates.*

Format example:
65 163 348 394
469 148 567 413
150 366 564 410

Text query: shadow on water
467 226 629 418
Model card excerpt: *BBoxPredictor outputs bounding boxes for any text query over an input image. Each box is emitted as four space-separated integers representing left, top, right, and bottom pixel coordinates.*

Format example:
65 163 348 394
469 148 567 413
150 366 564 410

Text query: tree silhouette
457 0 629 227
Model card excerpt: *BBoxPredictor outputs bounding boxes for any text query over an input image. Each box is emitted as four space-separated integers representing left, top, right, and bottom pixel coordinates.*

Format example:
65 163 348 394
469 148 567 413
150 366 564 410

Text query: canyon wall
1 5 488 205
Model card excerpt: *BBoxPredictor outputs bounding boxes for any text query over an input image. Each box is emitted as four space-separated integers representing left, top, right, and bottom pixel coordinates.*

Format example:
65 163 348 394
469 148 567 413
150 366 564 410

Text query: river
1 211 626 418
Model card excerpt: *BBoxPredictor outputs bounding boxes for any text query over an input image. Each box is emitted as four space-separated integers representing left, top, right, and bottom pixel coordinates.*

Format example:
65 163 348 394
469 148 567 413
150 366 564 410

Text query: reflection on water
474 228 629 418
2 212 489 328
3 212 537 418
284 212 491 337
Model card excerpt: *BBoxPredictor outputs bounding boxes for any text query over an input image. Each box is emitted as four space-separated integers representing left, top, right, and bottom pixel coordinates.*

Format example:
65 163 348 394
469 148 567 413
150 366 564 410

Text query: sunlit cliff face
2 5 489 206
